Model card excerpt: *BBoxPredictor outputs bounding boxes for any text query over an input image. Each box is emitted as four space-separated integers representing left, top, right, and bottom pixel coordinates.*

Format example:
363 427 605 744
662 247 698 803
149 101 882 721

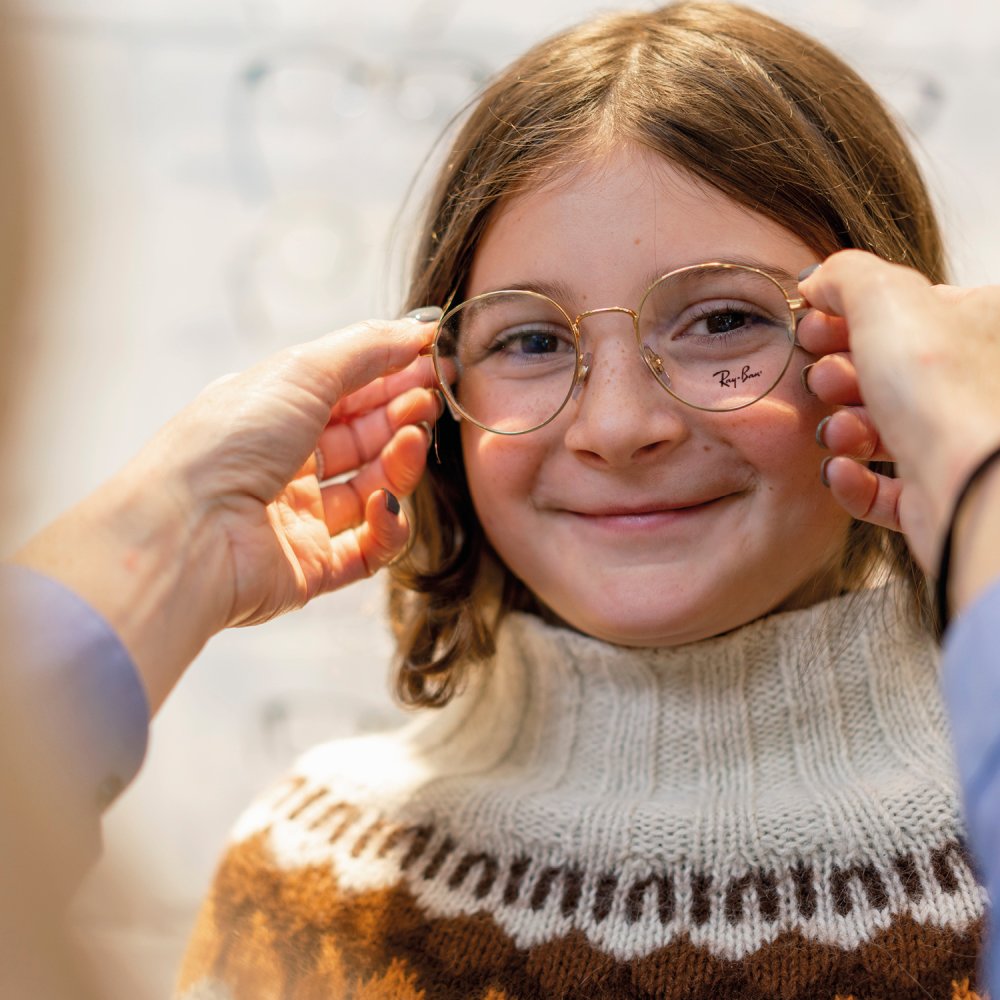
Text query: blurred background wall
2 0 998 994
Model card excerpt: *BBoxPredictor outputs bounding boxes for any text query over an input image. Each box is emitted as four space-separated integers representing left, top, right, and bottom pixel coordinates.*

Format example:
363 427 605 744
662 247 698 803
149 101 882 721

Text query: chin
538 596 745 649
536 574 821 648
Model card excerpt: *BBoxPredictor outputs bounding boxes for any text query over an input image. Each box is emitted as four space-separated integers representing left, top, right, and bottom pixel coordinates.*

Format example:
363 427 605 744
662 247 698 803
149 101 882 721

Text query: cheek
721 379 843 522
727 352 831 451
460 426 538 539
463 426 513 492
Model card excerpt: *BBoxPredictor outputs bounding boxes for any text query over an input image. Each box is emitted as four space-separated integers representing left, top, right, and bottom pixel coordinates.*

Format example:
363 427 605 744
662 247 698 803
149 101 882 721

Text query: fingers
318 386 439 482
327 488 410 588
795 308 850 356
289 317 438 410
797 249 931 321
230 318 435 419
321 423 429 531
801 352 860 405
817 406 892 462
330 354 438 420
822 456 902 533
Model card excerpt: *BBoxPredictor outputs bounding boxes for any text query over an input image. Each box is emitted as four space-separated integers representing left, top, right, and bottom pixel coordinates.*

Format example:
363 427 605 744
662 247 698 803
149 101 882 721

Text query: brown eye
705 310 753 335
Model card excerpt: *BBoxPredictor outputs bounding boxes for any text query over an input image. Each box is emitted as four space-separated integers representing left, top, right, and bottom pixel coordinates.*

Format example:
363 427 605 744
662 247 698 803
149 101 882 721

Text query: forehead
466 146 813 301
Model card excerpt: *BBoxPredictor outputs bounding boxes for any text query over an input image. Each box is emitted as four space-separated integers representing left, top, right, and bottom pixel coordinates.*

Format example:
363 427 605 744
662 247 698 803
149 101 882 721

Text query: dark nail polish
815 415 832 448
820 456 832 488
800 363 817 396
797 263 821 282
383 489 401 515
405 306 444 323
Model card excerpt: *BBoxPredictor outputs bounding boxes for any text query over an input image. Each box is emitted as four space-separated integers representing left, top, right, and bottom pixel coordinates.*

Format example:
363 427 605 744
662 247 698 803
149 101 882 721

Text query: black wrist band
934 441 1000 636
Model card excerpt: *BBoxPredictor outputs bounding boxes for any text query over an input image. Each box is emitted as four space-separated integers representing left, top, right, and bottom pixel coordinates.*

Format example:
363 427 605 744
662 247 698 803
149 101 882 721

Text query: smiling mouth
560 500 731 539
568 495 732 518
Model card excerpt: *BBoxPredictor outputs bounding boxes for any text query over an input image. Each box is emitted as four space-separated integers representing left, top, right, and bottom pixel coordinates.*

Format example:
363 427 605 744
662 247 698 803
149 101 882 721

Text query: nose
562 310 691 466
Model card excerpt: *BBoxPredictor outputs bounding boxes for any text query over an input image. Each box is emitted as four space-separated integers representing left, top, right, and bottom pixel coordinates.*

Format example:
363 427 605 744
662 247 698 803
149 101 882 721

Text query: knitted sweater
177 588 987 999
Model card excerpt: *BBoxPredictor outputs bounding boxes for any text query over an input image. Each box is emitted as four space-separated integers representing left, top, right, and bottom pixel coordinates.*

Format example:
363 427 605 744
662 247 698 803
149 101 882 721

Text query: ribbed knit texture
177 587 988 999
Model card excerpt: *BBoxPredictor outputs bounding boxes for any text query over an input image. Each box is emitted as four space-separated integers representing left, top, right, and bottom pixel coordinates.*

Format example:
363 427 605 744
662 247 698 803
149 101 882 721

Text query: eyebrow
477 257 800 304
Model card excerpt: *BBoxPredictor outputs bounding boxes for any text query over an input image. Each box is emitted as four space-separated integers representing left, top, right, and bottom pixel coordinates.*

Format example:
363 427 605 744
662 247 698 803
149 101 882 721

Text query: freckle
702 445 712 452
634 238 641 245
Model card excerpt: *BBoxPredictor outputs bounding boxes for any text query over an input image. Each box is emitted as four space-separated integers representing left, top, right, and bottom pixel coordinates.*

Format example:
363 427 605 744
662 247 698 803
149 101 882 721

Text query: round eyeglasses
428 262 807 435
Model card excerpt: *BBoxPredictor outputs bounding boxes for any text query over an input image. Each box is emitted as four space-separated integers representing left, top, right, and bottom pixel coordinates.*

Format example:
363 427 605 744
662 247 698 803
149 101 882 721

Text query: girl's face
461 147 850 647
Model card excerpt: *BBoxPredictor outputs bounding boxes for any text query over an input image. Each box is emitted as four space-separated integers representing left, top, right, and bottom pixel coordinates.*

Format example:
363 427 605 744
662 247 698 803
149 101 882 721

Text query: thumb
293 318 437 409
798 250 931 323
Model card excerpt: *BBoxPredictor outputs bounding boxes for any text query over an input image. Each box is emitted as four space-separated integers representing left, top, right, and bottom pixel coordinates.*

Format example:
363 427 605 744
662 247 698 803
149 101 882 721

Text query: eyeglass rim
431 288 582 435
429 260 803 434
635 261 801 414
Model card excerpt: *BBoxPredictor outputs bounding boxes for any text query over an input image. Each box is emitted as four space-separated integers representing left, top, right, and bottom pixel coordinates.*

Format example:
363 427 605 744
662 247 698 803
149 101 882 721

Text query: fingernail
383 489 401 515
416 420 434 451
800 363 817 396
405 306 444 323
798 263 821 282
815 414 832 448
820 456 832 488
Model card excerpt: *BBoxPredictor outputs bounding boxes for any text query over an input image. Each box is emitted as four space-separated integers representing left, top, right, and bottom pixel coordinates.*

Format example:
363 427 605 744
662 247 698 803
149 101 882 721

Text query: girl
177 4 987 998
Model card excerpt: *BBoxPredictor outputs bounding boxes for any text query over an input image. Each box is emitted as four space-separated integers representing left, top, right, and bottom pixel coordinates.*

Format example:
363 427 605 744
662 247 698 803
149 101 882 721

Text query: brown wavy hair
388 1 945 707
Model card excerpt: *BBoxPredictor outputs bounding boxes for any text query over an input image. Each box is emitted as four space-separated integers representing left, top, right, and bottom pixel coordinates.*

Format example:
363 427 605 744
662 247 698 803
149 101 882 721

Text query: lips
565 496 729 517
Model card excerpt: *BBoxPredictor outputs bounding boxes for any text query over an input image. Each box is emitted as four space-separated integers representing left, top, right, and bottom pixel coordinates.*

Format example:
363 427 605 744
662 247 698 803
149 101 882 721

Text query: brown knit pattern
255 777 982 934
177 829 986 1000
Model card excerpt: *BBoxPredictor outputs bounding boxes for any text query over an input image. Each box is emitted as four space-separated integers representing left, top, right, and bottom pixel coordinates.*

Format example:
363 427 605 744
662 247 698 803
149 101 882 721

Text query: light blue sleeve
941 575 1000 999
0 564 149 815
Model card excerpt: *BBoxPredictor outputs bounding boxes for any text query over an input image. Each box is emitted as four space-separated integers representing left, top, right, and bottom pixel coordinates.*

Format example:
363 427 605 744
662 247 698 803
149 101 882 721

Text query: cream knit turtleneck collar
236 585 981 961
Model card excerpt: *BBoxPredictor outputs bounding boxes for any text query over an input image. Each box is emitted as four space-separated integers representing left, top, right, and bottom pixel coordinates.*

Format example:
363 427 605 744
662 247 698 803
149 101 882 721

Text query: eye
674 301 782 341
491 323 574 357
704 309 757 335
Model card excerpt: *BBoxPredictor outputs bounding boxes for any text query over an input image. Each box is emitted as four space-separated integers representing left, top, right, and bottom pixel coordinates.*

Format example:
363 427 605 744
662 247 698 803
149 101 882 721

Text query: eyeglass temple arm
416 345 462 426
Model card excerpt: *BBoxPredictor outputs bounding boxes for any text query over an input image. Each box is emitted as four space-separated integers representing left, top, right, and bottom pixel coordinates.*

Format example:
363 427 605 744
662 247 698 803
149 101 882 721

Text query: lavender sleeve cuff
0 563 149 812
941 575 1000 999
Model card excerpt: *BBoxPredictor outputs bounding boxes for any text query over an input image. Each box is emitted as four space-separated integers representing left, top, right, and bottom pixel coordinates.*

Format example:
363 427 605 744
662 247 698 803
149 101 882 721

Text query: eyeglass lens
434 265 796 434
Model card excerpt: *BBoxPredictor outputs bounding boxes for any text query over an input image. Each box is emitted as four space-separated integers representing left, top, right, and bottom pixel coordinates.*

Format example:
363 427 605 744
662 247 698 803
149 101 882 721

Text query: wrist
13 456 227 715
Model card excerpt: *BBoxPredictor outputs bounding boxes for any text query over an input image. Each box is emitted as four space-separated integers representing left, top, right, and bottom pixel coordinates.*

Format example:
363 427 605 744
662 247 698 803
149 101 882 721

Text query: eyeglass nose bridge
569 304 653 399
572 304 640 325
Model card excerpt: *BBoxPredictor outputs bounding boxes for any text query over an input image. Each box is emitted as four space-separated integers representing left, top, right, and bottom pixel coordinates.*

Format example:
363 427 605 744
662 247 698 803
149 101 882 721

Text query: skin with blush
460 146 850 647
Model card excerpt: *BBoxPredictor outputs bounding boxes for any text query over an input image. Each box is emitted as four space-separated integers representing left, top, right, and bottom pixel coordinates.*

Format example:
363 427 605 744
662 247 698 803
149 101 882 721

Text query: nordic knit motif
178 588 988 999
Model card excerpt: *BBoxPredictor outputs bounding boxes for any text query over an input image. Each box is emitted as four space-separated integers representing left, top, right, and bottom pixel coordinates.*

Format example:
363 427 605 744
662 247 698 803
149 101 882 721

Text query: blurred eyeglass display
4 2 997 997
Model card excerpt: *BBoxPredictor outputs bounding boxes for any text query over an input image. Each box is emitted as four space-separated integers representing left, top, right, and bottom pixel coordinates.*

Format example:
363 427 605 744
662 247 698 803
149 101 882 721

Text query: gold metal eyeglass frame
420 261 808 436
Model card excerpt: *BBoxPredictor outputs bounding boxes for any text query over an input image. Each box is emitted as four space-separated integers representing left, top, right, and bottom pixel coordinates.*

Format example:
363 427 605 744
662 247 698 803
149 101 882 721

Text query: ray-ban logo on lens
714 366 763 389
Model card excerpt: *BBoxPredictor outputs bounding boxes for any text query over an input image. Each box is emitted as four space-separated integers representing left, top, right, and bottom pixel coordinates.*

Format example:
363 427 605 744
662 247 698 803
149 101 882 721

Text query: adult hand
13 315 440 712
797 251 1000 611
